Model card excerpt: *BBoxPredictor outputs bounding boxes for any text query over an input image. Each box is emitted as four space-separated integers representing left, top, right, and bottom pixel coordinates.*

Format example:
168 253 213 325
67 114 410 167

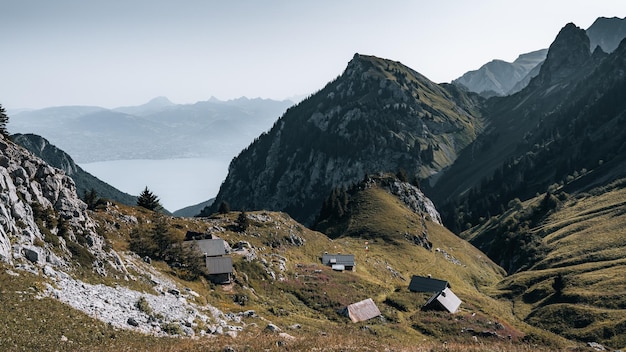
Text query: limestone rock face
0 135 109 270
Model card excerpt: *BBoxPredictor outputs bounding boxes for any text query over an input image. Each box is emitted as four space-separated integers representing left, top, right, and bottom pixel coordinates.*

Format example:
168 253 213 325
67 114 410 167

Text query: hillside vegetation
463 178 626 348
1 184 573 351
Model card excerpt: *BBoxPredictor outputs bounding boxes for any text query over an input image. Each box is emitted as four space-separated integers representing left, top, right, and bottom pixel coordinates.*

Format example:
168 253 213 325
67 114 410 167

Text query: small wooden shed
423 287 462 313
339 298 381 323
205 256 233 284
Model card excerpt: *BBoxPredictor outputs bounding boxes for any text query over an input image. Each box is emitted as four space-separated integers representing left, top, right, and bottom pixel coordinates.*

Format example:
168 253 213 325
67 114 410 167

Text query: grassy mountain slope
2 196 574 351
463 178 626 348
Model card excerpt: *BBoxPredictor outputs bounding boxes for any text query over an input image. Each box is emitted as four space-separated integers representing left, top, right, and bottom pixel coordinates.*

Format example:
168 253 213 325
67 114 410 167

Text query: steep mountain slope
9 97 293 162
453 16 626 98
429 23 624 231
11 133 137 206
0 134 117 269
452 49 548 96
462 179 626 348
204 54 484 224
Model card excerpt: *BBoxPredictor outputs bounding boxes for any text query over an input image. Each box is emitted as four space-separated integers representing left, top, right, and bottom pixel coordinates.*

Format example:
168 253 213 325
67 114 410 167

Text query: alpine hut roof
321 253 355 266
191 239 227 257
423 287 462 313
205 256 233 275
340 298 381 323
408 275 450 293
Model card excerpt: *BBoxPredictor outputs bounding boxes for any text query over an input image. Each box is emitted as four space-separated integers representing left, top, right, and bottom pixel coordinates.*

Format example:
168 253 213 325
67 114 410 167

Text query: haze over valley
2 2 626 351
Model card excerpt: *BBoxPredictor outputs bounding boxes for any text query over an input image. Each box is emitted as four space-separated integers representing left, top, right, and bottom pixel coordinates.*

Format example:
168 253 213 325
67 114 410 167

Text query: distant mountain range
452 16 626 97
9 97 293 163
452 49 548 97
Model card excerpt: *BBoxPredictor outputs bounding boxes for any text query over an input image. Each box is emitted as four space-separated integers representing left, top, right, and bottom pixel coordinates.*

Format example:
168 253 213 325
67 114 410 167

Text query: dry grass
483 180 626 349
4 184 602 351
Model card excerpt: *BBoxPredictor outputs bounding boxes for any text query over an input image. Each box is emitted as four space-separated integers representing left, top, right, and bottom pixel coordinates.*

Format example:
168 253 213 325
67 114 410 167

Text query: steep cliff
0 135 111 270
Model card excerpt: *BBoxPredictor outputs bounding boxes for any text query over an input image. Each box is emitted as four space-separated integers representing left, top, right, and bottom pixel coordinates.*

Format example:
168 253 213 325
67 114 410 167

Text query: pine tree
237 210 250 232
0 104 9 138
218 201 231 214
83 188 100 210
152 214 173 260
136 186 162 211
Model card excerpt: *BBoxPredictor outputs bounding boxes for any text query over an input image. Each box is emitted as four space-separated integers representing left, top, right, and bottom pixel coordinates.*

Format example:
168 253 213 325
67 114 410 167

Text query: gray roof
342 298 381 323
423 287 462 313
190 239 227 257
408 275 449 293
322 254 355 266
205 256 233 275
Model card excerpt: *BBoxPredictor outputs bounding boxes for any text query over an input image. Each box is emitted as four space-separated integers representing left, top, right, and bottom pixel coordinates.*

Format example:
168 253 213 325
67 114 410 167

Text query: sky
1 1 625 110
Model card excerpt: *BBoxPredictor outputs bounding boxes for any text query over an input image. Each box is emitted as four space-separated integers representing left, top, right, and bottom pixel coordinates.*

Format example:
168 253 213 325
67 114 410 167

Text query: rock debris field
39 263 245 337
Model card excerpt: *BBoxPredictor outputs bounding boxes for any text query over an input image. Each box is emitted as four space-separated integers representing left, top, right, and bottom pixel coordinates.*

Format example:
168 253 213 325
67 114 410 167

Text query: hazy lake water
80 158 229 212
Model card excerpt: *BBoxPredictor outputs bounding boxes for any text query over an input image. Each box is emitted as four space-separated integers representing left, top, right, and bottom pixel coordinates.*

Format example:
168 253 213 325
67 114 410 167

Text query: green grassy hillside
464 178 626 348
1 193 577 351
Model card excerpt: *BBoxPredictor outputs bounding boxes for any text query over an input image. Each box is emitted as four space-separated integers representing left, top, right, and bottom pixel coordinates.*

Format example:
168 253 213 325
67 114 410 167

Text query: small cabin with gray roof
408 275 461 313
194 239 227 257
205 256 233 284
322 253 355 271
184 238 233 284
339 298 381 323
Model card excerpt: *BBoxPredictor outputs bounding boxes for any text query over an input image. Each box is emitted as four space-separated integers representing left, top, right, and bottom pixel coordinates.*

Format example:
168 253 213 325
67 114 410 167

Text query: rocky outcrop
0 135 113 271
11 133 137 206
533 23 591 87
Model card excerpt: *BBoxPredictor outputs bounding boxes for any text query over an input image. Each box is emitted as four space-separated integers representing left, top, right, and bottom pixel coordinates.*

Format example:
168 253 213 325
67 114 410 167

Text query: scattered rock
265 323 282 332
279 332 296 341
587 342 606 351
127 317 139 327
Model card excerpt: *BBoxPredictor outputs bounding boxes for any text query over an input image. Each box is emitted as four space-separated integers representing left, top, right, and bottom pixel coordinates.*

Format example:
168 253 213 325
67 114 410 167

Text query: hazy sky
1 0 625 109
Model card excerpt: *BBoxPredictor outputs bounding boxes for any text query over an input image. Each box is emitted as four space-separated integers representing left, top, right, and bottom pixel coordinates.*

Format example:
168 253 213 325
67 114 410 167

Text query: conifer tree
136 186 162 211
0 104 9 138
218 201 231 214
237 210 250 232
83 188 100 210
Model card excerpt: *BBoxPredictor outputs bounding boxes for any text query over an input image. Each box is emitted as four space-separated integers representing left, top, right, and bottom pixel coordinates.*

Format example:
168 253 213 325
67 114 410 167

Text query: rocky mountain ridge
452 16 626 97
204 53 484 225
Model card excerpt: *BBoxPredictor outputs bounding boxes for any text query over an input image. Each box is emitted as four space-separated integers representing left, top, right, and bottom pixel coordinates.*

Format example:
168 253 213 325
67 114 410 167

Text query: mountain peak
145 96 174 107
586 16 626 53
530 23 590 87
204 54 483 225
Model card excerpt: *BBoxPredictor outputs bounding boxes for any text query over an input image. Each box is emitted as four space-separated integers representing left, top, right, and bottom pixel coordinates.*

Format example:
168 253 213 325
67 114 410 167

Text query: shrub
136 296 153 315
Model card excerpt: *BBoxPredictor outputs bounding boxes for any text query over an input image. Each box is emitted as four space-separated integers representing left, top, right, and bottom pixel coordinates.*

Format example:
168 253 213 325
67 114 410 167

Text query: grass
479 179 626 349
2 185 599 351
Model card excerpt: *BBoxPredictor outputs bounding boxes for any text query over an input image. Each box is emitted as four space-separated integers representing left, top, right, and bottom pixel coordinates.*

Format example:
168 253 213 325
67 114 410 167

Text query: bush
136 296 153 315
160 322 183 335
